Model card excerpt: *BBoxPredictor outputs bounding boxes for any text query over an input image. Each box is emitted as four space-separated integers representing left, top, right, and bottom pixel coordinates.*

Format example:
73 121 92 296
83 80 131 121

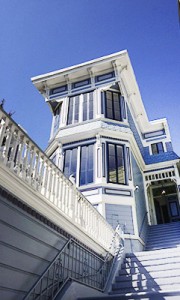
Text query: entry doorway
152 183 180 224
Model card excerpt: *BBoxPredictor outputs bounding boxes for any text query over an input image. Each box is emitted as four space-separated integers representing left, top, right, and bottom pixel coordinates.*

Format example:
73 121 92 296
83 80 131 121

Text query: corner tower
32 51 180 251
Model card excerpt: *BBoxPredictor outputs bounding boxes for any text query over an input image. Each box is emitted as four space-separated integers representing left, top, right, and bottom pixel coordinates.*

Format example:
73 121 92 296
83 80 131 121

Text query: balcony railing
0 106 120 254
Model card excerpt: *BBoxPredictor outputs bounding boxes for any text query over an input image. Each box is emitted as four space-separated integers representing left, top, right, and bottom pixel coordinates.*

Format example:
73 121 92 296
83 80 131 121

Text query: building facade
32 50 180 250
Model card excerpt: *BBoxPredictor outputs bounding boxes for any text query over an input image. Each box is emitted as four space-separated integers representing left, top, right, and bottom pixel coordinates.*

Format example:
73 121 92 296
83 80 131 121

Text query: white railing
0 107 120 254
145 169 175 183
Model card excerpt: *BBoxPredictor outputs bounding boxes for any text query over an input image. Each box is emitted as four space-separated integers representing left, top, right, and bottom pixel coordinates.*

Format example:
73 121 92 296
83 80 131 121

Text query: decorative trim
144 166 174 173
104 188 132 196
143 130 165 139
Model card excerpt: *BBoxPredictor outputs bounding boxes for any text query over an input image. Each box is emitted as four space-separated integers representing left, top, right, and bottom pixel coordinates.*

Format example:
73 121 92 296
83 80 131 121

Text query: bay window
63 143 94 186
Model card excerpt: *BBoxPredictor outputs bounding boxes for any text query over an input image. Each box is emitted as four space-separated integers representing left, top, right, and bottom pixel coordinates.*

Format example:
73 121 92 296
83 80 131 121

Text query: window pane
157 142 164 153
113 94 121 120
80 144 94 185
83 93 88 121
108 144 116 183
87 144 94 183
53 105 61 135
89 92 94 120
151 143 158 154
117 145 125 184
67 97 74 125
74 96 79 123
64 148 77 181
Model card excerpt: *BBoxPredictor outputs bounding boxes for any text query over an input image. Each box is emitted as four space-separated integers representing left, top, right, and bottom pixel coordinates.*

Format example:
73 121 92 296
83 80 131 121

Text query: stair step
119 261 180 275
146 245 180 251
147 234 180 240
125 252 180 262
78 289 180 300
146 241 180 248
123 256 180 268
116 268 180 282
109 288 180 299
112 280 180 292
150 222 180 229
126 247 180 258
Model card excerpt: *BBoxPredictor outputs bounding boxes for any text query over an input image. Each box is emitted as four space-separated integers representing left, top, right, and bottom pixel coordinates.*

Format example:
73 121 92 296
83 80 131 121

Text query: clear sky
0 0 180 153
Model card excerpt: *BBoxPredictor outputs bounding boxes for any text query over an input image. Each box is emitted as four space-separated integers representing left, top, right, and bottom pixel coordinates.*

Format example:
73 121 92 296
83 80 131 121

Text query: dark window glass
80 144 94 185
73 79 90 89
107 143 125 184
151 142 164 155
83 92 94 121
64 148 78 181
105 91 122 121
96 72 115 82
50 85 67 95
67 96 80 125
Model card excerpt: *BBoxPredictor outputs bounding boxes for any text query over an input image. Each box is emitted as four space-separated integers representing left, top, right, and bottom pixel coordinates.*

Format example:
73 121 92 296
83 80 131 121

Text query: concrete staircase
79 222 180 300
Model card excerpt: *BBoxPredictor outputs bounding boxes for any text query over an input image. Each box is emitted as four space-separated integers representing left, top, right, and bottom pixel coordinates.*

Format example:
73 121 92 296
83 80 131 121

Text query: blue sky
0 0 180 153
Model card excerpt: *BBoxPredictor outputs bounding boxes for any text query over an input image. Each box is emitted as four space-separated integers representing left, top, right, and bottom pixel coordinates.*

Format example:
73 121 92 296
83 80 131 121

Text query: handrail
139 211 148 238
23 225 124 300
0 106 119 254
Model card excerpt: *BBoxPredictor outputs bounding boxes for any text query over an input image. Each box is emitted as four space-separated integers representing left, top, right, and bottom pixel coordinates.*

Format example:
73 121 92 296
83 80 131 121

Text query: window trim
107 142 126 185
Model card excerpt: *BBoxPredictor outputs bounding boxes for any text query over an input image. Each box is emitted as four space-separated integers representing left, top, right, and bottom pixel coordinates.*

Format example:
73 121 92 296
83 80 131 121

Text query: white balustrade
0 107 120 254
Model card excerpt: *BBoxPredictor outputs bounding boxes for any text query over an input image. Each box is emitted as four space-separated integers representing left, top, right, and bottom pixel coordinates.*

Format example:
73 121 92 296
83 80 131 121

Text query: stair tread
78 289 180 299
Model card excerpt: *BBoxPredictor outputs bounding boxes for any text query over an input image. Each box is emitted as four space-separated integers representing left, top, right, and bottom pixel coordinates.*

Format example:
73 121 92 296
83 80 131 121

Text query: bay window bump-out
107 142 126 185
63 143 94 186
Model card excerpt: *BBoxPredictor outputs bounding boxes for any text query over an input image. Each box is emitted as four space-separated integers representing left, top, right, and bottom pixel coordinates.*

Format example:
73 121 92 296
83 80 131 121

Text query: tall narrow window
107 143 125 184
63 148 78 181
105 91 122 121
80 144 94 185
53 104 61 136
67 95 80 125
83 91 94 121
